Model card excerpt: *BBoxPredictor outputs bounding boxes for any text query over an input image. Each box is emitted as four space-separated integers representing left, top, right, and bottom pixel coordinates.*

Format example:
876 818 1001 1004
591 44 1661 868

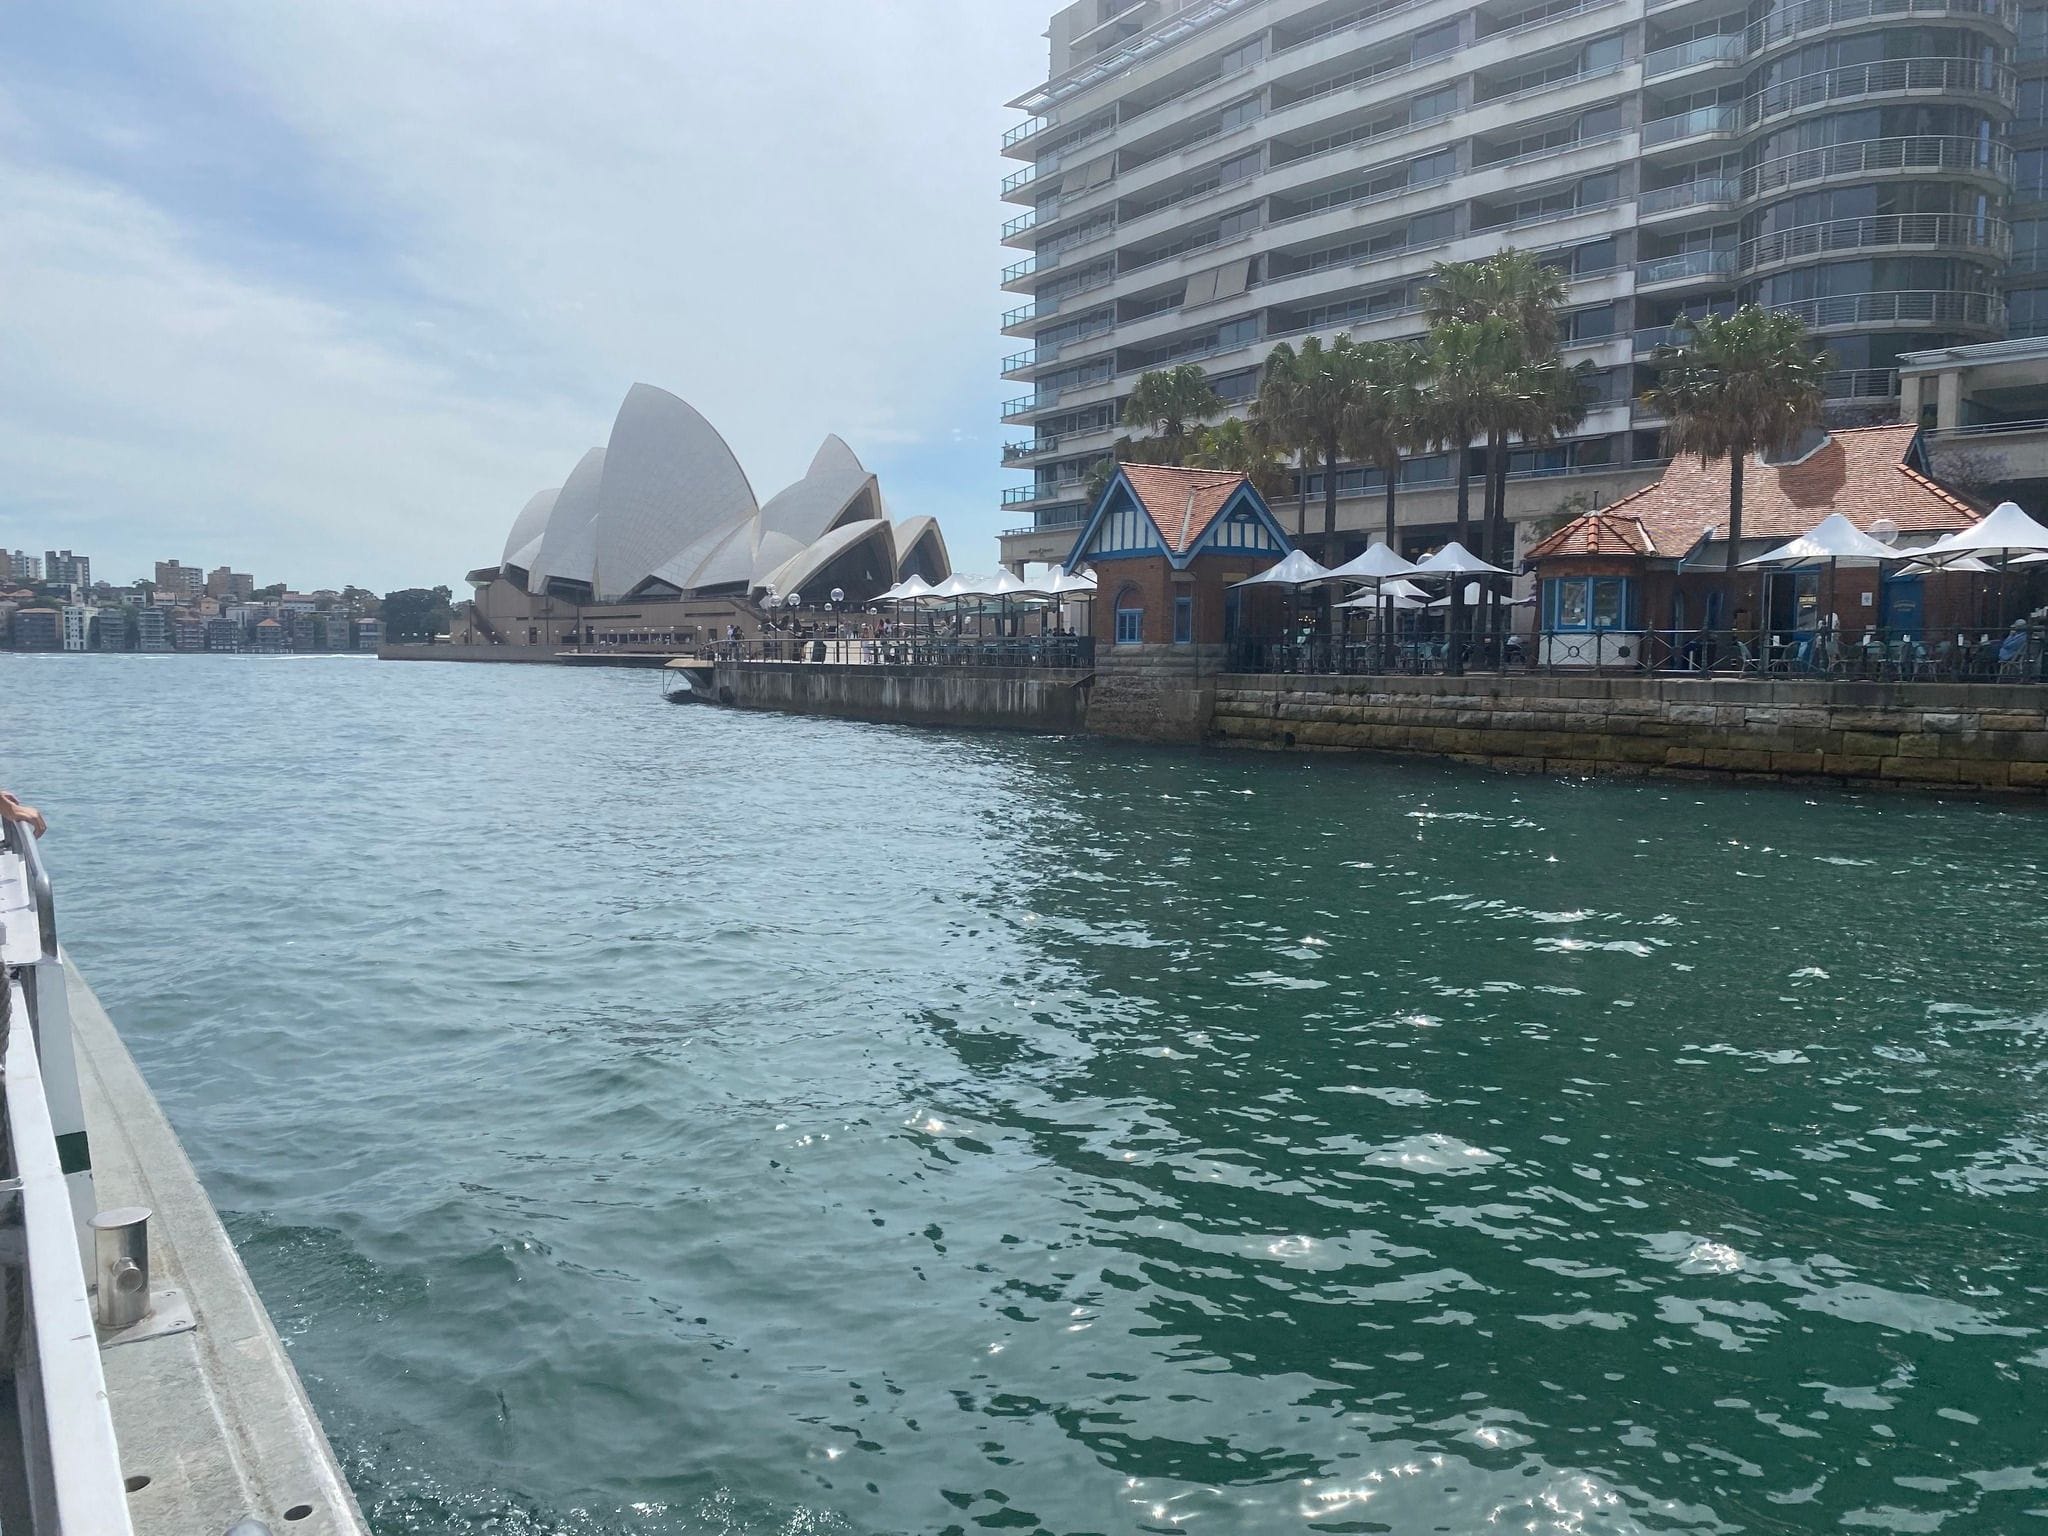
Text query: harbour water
7 653 2047 1534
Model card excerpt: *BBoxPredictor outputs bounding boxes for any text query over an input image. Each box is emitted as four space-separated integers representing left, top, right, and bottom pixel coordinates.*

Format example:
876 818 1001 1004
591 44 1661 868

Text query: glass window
1568 303 1616 341
1555 578 1590 628
1412 19 1461 59
1115 603 1144 644
1578 171 1619 206
1219 95 1261 132
1410 84 1458 122
1591 578 1625 628
1221 36 1265 74
1216 205 1261 240
1216 315 1260 349
1574 237 1618 274
1582 33 1624 71
1173 596 1194 644
1409 207 1454 245
1217 148 1262 184
1579 103 1625 139
1411 147 1459 184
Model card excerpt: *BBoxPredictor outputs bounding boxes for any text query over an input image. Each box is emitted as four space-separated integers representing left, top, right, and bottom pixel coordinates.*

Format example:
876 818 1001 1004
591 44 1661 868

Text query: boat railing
0 816 135 1536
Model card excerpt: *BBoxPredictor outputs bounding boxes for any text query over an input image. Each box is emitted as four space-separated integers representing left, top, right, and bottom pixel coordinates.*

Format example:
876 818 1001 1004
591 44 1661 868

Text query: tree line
1085 247 1833 588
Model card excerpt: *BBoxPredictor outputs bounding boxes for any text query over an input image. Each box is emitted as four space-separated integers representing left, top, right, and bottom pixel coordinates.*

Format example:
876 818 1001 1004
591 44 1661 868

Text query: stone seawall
377 644 668 667
1208 674 2048 793
716 661 1090 733
1086 644 1224 743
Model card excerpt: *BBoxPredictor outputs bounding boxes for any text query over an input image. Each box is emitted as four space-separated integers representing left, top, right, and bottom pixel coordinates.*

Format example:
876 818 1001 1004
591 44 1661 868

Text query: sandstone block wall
1087 645 1224 743
1206 675 2048 792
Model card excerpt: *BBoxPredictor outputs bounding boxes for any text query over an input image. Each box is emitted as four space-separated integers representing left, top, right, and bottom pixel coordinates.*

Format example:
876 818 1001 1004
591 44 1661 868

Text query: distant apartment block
136 605 172 652
6 550 40 582
15 608 60 650
355 617 383 649
44 550 90 590
172 614 205 650
61 604 95 652
94 607 129 651
999 0 2040 568
206 566 255 601
153 560 206 600
204 616 242 651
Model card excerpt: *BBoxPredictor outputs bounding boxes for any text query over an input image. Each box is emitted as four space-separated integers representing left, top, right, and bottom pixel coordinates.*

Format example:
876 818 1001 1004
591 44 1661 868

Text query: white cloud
0 0 1050 588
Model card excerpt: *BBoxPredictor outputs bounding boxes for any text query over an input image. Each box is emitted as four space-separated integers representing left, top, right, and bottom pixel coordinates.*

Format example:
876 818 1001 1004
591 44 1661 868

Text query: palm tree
1424 250 1569 357
1339 340 1427 549
1641 307 1832 619
1253 341 1315 541
1256 334 1363 562
1187 416 1290 502
1123 364 1223 465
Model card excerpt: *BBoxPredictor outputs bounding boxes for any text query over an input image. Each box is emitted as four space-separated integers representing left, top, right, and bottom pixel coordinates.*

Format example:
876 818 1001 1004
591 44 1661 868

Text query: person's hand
0 791 47 839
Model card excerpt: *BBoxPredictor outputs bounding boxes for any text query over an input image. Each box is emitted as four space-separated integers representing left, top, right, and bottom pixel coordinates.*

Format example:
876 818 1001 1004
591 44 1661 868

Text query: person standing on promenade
0 789 46 838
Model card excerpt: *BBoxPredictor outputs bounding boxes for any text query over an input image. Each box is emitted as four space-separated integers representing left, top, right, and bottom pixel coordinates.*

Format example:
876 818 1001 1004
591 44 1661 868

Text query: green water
6 654 2046 1534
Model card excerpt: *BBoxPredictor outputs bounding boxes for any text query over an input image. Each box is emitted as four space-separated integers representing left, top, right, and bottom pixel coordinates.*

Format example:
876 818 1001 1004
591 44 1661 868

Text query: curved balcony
1744 0 2015 57
1766 286 2002 330
1743 134 2013 199
1746 57 2015 129
1736 211 2011 273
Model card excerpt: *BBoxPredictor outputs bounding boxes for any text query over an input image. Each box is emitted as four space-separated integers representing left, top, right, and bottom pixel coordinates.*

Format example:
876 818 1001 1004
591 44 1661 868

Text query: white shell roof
758 518 896 599
527 446 607 593
501 487 559 569
500 386 950 601
593 384 758 598
891 515 950 580
755 436 877 548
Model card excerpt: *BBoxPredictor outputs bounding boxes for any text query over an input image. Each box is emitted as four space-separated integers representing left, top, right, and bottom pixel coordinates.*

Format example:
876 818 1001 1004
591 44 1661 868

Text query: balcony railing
1642 103 1744 145
1002 481 1088 506
1001 163 1039 196
1636 248 1737 284
1770 287 2001 329
1002 208 1039 239
1638 176 1742 215
1001 302 1037 329
1824 366 1903 400
1003 116 1049 150
1644 32 1746 77
1737 212 2010 270
1751 56 2016 124
1003 435 1060 463
1001 256 1037 285
1747 0 2016 53
1746 133 2012 197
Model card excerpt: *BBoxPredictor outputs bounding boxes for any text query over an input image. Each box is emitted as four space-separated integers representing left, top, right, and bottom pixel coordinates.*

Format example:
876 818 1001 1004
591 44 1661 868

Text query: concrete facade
999 0 2032 571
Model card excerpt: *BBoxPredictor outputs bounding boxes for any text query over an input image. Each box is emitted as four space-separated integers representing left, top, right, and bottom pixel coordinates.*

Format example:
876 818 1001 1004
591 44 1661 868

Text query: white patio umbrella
981 568 1050 596
1338 589 1428 610
1739 513 1905 568
1043 567 1098 595
1230 550 1336 587
1914 501 2048 564
1740 513 1912 643
1412 540 1508 576
1325 540 1421 583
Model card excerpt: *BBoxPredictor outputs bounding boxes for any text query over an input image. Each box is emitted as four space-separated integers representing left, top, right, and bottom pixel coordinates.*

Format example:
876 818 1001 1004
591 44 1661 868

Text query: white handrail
4 973 134 1536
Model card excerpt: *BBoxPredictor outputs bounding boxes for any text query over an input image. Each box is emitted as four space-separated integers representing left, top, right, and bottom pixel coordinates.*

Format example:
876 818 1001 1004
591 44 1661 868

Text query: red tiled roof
1118 463 1250 555
1538 426 1977 565
1525 510 1658 561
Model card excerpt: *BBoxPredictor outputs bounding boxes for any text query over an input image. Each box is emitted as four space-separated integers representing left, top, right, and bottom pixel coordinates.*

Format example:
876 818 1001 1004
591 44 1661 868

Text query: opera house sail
464 384 952 650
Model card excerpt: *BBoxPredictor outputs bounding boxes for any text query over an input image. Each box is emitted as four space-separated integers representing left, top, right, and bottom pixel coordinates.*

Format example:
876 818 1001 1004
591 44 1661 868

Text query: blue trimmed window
1115 594 1144 644
1173 595 1193 644
1545 575 1635 631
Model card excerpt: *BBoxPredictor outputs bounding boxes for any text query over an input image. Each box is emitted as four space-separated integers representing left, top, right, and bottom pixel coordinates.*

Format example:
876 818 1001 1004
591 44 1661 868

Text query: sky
0 1 1052 592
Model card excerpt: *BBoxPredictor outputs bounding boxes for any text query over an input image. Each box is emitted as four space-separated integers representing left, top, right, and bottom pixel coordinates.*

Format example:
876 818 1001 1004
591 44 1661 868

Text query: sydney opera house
459 384 951 648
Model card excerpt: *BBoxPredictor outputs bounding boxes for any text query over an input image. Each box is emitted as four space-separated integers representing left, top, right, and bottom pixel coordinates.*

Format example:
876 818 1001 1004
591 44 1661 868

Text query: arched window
1113 584 1144 645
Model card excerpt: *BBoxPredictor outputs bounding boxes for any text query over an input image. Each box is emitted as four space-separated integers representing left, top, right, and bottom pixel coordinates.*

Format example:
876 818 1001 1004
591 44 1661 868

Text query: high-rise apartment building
206 565 255 601
999 0 2034 567
154 560 206 600
6 550 40 582
44 549 90 590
